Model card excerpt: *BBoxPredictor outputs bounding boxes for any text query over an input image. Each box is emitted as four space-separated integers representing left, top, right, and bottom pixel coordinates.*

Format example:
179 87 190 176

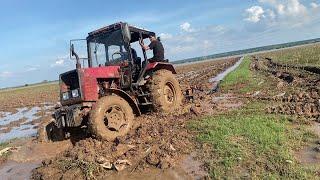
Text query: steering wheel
112 51 125 62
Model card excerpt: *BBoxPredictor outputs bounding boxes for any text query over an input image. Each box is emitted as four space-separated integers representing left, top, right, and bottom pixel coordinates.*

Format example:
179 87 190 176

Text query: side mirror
122 23 131 43
70 43 81 69
71 44 75 56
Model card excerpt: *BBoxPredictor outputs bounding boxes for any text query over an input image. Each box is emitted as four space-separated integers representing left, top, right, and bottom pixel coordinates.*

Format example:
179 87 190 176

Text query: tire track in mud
252 56 320 120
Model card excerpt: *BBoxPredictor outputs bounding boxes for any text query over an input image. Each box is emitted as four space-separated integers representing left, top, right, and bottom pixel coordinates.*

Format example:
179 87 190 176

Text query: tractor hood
59 66 120 106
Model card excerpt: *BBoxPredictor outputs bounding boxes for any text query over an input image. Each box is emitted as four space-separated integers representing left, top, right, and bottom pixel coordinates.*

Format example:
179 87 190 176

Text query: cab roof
87 22 156 43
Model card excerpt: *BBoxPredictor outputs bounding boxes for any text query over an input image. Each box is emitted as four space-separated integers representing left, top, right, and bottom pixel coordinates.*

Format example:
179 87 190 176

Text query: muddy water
108 154 207 180
210 56 244 83
0 160 41 180
0 139 72 180
0 105 54 143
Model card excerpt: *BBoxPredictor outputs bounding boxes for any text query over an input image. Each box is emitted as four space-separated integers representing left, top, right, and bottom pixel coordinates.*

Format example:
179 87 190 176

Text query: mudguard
105 88 141 116
146 62 176 74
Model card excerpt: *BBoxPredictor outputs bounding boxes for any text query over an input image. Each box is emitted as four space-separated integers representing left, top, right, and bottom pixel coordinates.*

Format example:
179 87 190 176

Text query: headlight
71 89 79 98
62 92 69 100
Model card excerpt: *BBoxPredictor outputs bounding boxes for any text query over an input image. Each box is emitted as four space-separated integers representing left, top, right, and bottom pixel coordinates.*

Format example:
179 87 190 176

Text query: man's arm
139 38 150 50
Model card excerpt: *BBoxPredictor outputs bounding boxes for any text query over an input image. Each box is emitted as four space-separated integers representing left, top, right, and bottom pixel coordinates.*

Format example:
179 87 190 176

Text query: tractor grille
59 70 82 105
54 105 82 128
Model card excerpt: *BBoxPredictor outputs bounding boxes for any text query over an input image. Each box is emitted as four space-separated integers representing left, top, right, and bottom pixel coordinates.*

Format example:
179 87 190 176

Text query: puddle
0 107 41 126
0 160 41 179
295 122 320 165
0 105 54 143
210 56 244 83
296 146 320 165
178 154 208 179
108 154 207 180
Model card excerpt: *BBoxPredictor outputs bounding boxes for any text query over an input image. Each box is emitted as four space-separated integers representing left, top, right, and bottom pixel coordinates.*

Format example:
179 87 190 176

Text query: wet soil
0 58 239 179
30 58 240 179
295 122 320 166
0 105 54 143
253 56 320 169
0 139 72 179
252 56 320 120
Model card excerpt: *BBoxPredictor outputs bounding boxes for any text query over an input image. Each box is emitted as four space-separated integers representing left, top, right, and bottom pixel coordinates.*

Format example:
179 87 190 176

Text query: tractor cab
71 22 155 83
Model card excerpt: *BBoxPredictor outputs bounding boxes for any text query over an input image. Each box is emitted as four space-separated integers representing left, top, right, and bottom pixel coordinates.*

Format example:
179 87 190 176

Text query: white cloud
26 67 38 72
258 0 277 4
159 33 173 40
266 9 276 20
180 22 195 32
50 59 65 67
25 65 40 72
0 71 13 78
161 24 232 60
245 6 265 23
311 2 319 9
279 0 307 16
245 0 314 28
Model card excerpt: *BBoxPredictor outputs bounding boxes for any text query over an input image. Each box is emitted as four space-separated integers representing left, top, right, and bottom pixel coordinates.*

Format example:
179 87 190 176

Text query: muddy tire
149 70 183 112
89 95 134 141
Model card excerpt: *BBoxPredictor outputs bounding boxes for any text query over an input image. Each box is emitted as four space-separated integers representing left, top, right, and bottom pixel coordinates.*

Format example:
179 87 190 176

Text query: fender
105 88 141 116
146 62 177 74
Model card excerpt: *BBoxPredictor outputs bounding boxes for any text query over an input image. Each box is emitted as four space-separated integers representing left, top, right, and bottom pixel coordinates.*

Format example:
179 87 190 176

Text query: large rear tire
89 95 134 141
149 70 183 112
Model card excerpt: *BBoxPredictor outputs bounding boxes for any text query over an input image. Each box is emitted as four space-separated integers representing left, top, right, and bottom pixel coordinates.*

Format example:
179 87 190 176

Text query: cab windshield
88 29 129 67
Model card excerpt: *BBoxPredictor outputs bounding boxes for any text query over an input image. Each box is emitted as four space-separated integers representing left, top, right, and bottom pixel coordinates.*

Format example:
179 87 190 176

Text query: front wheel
89 96 134 141
149 70 183 113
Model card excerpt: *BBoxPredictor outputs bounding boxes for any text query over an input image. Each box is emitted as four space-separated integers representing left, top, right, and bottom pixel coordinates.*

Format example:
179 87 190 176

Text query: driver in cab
139 34 165 63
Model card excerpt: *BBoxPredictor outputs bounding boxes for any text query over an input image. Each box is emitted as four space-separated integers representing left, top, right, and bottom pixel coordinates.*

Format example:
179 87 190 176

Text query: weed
58 159 100 180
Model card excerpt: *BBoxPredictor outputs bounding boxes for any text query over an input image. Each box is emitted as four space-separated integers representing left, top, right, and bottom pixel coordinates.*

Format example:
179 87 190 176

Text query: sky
0 0 320 88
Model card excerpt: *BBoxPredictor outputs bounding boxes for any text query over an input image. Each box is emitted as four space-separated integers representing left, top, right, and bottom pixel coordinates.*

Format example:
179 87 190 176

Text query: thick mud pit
0 58 240 179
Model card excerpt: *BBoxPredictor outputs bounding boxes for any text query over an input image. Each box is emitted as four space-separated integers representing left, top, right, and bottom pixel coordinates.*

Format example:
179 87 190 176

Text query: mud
251 56 320 169
0 87 58 112
30 58 239 179
252 56 320 120
0 139 72 179
295 122 320 166
31 108 205 179
0 160 41 180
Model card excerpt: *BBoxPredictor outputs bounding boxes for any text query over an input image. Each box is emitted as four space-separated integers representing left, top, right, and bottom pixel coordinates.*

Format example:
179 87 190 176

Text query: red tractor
52 22 182 141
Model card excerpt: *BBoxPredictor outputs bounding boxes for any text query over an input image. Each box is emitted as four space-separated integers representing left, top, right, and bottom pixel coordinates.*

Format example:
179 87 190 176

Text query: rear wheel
89 96 134 141
149 70 183 112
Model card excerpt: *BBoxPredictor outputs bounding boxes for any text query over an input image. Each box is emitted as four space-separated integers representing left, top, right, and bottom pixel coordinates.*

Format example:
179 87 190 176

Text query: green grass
190 55 318 178
258 43 320 67
220 56 268 94
0 142 11 160
190 102 315 179
0 82 58 93
0 142 9 150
